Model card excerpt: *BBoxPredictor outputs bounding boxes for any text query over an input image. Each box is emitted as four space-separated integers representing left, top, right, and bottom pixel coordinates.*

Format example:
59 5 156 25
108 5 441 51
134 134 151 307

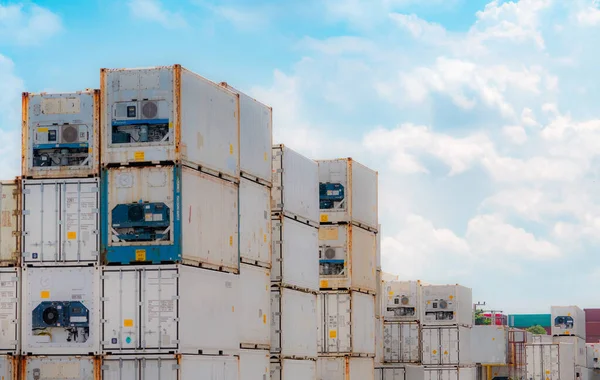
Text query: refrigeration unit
383 281 422 322
421 326 472 366
421 285 472 327
551 306 585 339
0 180 19 265
239 177 271 268
0 267 19 354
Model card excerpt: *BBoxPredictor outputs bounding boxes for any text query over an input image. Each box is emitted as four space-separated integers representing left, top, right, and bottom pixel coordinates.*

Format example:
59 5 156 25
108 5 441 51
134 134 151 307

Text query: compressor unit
111 202 171 242
319 182 345 210
32 301 90 344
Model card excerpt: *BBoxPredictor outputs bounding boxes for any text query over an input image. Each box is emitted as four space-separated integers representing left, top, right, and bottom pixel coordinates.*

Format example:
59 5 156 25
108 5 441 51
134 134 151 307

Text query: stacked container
551 306 589 378
316 158 378 380
584 309 600 343
270 145 319 380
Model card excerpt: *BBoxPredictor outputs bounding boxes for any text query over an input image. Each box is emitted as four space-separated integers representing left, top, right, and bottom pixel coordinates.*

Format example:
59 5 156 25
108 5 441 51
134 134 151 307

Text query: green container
508 314 551 328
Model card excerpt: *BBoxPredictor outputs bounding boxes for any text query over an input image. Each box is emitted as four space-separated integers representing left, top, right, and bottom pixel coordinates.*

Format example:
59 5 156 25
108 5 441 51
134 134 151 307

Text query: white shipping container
586 343 600 369
240 178 271 267
376 317 384 365
317 158 378 232
421 326 472 366
239 263 270 349
376 271 382 319
0 355 16 379
220 82 273 186
101 354 239 379
471 326 508 364
424 366 476 380
101 65 240 179
22 178 99 264
271 358 317 380
553 335 586 367
317 357 374 380
22 266 99 355
383 322 420 363
22 90 100 179
577 366 593 380
551 306 586 339
240 350 270 380
376 224 381 269
101 264 238 354
526 343 576 380
531 334 553 344
0 267 19 353
421 285 472 327
271 286 318 359
271 215 319 292
23 356 96 379
319 224 377 293
317 291 376 356
272 144 319 225
375 365 425 380
0 180 19 265
383 281 421 322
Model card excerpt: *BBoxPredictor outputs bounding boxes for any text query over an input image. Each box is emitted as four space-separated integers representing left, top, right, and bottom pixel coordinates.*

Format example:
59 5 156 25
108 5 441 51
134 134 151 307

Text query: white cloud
0 3 62 45
0 55 25 180
128 0 187 29
388 13 447 42
503 125 528 144
577 1 600 25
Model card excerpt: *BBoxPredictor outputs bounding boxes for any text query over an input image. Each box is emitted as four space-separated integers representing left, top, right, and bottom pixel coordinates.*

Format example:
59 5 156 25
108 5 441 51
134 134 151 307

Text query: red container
587 322 600 335
544 326 551 335
484 313 508 326
585 309 600 322
587 335 600 343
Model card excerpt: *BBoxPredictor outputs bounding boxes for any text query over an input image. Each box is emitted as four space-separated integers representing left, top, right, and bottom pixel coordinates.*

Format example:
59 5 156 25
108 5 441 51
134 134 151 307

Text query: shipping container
317 357 374 380
376 270 382 319
22 90 100 179
526 343 576 380
317 158 378 232
0 180 19 265
470 326 508 364
271 215 319 292
376 318 383 365
22 178 99 265
531 334 553 344
508 314 551 329
101 264 238 354
586 322 600 338
22 266 99 355
421 326 472 366
383 281 421 322
586 343 600 369
553 336 586 367
239 178 271 268
220 82 272 186
585 309 600 323
100 65 240 180
421 285 472 327
577 366 592 380
271 286 318 359
375 365 425 380
376 224 381 269
101 354 239 379
587 335 600 344
423 366 476 380
101 165 239 270
270 358 316 380
240 350 270 380
0 355 16 379
317 291 376 356
482 313 508 326
0 267 19 353
22 356 95 379
319 224 377 293
239 263 270 349
272 144 319 226
551 306 586 339
383 322 420 364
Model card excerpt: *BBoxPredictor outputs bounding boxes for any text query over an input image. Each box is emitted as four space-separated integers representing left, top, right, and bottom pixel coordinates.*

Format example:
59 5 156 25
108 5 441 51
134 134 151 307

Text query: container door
0 182 18 263
325 293 352 354
281 359 316 380
348 358 374 380
281 218 319 292
141 268 178 350
102 269 140 351
440 327 459 365
0 270 18 351
351 292 376 355
61 179 99 262
23 181 60 262
350 226 377 292
239 178 270 266
280 288 318 358
239 264 270 347
239 351 269 380
384 322 420 363
140 357 178 379
422 328 441 365
102 358 140 380
403 323 421 362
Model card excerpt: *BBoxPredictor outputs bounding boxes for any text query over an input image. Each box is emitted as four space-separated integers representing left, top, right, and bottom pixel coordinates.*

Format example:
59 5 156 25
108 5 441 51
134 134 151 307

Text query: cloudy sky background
2 0 600 313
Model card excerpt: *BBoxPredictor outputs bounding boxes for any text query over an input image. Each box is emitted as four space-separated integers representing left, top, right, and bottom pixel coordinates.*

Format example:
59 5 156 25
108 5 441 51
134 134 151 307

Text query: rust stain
21 92 29 177
174 64 182 156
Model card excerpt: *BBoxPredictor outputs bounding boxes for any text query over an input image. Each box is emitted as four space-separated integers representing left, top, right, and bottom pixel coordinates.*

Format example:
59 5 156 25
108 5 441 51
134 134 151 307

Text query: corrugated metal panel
0 180 19 265
23 356 95 379
239 178 271 267
508 314 551 328
585 309 600 322
586 322 600 336
270 358 316 380
383 322 420 363
586 334 600 344
0 267 19 353
239 263 270 348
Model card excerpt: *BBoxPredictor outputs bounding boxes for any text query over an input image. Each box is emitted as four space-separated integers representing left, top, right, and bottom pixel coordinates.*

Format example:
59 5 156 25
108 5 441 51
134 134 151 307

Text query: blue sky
2 0 600 314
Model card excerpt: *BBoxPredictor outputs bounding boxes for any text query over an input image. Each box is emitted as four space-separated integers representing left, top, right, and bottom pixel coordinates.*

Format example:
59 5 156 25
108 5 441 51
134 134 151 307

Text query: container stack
316 158 379 380
270 145 320 380
550 306 590 379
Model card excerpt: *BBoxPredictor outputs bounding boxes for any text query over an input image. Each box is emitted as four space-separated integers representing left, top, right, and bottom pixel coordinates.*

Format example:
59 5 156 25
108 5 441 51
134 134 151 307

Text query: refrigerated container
551 306 586 338
101 65 240 180
271 286 318 359
0 267 19 353
577 366 592 380
0 355 16 379
586 343 600 368
240 349 270 380
101 264 238 354
22 356 96 379
319 224 377 293
22 266 99 355
239 263 270 349
101 165 239 270
271 215 319 292
421 326 472 366
383 322 420 363
0 180 19 265
317 357 374 380
240 177 271 268
271 358 317 380
220 82 272 186
383 281 421 322
272 144 319 226
22 90 100 179
22 178 99 265
317 158 378 232
375 365 425 380
526 343 576 380
471 326 508 364
317 291 376 356
421 285 472 327
423 366 476 380
553 335 586 367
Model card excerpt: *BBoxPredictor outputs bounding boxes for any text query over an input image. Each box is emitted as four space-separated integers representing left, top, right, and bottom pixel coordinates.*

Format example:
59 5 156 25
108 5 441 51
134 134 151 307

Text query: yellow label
546 371 551 375
567 313 571 316
169 122 173 129
433 350 437 354
229 144 234 154
318 227 338 240
320 280 329 288
449 295 454 300
444 350 448 355
67 231 76 240
565 330 570 335
264 152 268 161
124 319 133 327
134 151 145 161
388 291 394 296
263 314 267 324
229 236 233 246
492 338 495 341
264 234 267 243
88 148 93 153
329 330 337 339
40 290 50 299
320 214 329 222
232 306 235 312
135 249 146 261
38 127 49 133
